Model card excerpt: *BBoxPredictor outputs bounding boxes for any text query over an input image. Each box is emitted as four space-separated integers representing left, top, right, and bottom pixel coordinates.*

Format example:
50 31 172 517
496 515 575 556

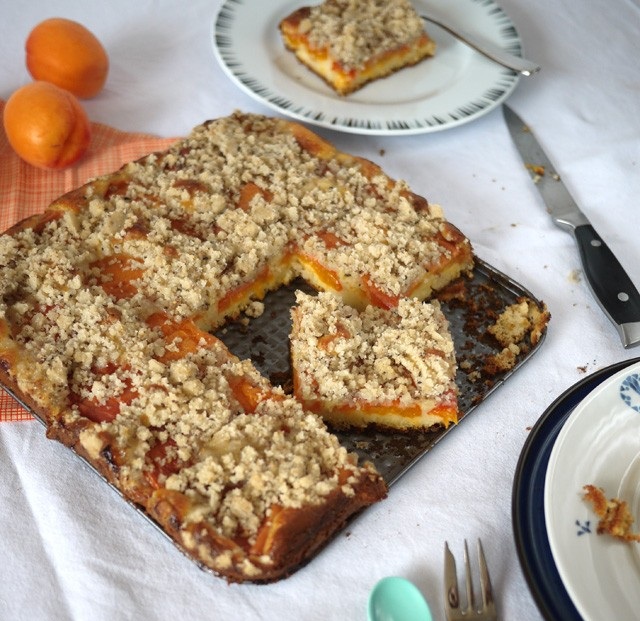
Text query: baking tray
214 255 548 485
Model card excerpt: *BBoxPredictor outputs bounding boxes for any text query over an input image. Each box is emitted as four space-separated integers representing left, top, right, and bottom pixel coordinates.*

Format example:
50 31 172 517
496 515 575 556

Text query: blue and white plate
545 360 640 621
512 361 640 621
212 0 523 135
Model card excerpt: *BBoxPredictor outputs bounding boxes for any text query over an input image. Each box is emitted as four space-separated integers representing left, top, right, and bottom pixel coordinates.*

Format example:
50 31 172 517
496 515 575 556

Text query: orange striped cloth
0 100 177 421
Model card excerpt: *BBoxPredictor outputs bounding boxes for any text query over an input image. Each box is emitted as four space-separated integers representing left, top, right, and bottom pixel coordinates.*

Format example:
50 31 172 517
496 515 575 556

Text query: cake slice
290 291 458 430
294 200 473 311
279 0 436 95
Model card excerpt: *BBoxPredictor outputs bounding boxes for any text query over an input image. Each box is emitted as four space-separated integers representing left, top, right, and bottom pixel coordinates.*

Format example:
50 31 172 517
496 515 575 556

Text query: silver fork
421 11 541 76
444 539 497 621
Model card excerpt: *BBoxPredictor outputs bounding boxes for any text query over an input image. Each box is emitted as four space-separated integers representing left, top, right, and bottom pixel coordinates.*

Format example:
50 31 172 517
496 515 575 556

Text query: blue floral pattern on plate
575 520 591 536
620 373 640 412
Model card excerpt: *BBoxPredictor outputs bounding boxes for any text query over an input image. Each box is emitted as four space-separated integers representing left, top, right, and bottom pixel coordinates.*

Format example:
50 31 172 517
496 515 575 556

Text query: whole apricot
3 81 91 170
26 17 109 99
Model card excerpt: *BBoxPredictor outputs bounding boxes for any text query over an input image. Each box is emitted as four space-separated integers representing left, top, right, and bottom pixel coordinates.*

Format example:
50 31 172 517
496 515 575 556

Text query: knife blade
502 104 640 348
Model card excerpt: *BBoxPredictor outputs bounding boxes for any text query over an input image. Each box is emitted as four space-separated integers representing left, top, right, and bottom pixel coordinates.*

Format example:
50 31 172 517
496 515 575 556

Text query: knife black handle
574 224 640 325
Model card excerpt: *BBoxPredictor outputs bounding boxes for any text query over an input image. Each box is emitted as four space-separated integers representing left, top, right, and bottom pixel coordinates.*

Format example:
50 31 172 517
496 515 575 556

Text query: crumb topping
488 297 549 348
0 113 466 389
291 291 456 406
0 111 468 574
483 298 549 375
488 300 532 346
162 396 356 540
301 0 426 70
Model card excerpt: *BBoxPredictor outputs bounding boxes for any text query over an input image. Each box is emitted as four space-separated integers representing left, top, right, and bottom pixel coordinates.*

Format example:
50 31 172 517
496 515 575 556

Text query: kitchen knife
502 104 640 348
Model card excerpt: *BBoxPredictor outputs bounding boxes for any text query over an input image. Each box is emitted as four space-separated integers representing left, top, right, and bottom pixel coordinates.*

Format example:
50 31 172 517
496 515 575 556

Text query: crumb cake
291 291 458 430
0 111 472 582
483 297 550 374
279 0 436 95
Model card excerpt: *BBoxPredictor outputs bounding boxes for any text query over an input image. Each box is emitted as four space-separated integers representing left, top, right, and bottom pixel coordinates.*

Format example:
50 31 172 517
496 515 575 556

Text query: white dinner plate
212 0 524 135
544 361 640 621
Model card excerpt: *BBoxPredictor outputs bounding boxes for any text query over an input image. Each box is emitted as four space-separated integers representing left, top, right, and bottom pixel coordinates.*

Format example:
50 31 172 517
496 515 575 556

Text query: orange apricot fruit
3 81 91 170
26 17 109 99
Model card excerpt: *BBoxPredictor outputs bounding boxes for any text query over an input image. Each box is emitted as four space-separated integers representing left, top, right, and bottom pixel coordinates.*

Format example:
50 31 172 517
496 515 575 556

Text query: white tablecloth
1 1 639 619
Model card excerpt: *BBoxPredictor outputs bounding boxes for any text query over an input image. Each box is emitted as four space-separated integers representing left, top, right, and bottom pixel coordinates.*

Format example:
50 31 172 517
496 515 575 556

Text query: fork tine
463 539 475 613
443 541 460 614
463 539 475 612
477 539 496 615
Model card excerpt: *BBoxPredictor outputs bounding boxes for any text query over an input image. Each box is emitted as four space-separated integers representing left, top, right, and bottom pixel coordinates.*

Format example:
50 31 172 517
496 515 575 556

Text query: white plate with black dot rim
212 0 525 135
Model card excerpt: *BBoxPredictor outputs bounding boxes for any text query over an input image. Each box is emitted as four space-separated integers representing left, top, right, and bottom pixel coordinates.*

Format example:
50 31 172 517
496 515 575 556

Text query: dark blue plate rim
512 357 640 621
